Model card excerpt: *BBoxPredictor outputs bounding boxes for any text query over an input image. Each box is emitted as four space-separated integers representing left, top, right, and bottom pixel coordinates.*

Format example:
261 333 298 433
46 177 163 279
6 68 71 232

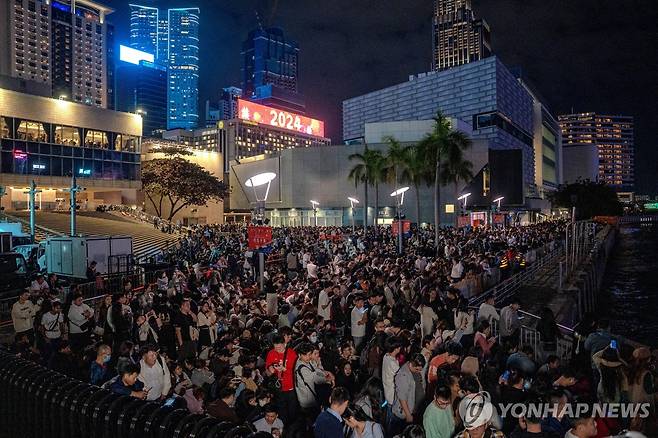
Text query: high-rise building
241 27 300 100
115 46 167 136
167 8 200 130
205 87 242 127
0 0 115 108
129 4 159 58
432 0 492 71
157 18 168 61
558 113 634 191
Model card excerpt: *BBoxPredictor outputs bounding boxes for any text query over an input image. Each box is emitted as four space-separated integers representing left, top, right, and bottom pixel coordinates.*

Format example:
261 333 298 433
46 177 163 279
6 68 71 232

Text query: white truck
14 236 133 279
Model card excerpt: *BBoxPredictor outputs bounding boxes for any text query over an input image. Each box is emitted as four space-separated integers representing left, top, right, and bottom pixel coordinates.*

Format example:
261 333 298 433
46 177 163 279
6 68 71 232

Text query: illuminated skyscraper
129 4 159 58
167 8 200 130
559 113 635 191
432 0 492 71
0 0 115 108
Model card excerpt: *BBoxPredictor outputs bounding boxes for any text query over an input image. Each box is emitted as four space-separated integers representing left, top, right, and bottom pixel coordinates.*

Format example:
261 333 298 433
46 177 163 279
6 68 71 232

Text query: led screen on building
119 45 155 65
237 99 325 137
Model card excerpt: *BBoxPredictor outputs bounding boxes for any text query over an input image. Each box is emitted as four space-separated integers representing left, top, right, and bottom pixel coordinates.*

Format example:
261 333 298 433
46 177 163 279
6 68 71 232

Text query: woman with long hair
354 377 386 425
536 307 561 362
593 347 628 403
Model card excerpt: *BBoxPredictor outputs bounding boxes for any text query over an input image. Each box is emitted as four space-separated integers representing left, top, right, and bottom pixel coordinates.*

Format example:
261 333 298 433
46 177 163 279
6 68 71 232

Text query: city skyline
103 1 656 194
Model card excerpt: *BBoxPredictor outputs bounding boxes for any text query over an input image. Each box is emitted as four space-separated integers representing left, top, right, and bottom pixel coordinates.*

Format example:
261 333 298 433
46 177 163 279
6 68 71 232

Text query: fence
469 241 564 307
0 348 249 438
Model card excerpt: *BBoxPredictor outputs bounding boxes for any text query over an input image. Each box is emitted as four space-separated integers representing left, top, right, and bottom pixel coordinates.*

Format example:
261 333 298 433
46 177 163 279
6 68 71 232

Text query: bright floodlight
347 197 359 204
390 187 410 197
310 200 319 207
245 172 277 188
457 192 472 201
493 196 504 203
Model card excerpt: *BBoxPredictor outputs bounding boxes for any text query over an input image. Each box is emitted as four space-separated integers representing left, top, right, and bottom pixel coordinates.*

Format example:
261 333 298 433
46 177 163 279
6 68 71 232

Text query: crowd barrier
0 349 256 438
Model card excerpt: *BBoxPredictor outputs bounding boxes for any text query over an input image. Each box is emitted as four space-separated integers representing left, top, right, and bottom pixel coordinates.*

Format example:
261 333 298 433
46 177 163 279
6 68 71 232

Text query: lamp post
390 187 409 254
348 197 359 232
310 200 319 227
493 196 504 210
23 180 41 242
65 175 83 236
244 172 277 293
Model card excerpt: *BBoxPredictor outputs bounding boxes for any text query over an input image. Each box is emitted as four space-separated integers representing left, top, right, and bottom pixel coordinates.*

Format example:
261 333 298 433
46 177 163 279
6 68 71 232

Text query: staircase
9 211 180 259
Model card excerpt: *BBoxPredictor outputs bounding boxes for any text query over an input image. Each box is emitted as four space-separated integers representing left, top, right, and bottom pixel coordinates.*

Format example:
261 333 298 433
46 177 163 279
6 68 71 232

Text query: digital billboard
119 45 155 65
237 99 325 137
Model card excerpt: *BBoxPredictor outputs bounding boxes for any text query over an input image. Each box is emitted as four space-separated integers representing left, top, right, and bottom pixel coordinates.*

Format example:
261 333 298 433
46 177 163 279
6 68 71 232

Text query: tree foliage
548 180 623 220
142 157 229 221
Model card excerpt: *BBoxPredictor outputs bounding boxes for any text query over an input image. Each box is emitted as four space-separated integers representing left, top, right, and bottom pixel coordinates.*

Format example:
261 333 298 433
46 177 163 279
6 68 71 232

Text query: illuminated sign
78 168 91 176
645 203 658 210
32 164 46 170
119 45 154 65
237 99 325 137
13 150 27 160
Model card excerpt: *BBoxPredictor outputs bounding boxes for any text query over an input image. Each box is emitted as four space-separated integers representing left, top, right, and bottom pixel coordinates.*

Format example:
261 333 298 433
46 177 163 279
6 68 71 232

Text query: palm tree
348 146 387 230
400 146 430 224
417 111 473 249
440 137 474 225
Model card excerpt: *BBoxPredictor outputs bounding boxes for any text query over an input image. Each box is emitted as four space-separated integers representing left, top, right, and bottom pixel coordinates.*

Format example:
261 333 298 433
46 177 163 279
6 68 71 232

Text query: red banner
457 215 470 228
248 226 272 249
493 214 505 225
391 220 411 236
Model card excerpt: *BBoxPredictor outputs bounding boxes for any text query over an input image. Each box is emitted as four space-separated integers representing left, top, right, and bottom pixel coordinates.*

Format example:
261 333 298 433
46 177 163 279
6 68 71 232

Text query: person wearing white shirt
306 260 318 279
138 347 172 401
11 290 38 340
68 294 94 351
382 338 402 406
350 295 367 349
478 296 500 324
40 301 64 359
450 259 464 281
317 285 332 320
30 275 50 294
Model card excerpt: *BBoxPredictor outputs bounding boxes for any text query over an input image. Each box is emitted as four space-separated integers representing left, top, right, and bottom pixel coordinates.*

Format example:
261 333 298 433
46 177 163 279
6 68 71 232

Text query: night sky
105 0 658 194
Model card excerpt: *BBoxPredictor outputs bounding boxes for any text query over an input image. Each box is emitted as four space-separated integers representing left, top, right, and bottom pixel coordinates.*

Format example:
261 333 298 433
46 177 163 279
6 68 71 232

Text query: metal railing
469 241 565 307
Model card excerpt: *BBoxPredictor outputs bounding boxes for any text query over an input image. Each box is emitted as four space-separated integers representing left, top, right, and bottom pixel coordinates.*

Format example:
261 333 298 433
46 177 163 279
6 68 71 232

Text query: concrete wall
229 139 489 226
563 144 599 184
141 146 224 225
0 88 142 136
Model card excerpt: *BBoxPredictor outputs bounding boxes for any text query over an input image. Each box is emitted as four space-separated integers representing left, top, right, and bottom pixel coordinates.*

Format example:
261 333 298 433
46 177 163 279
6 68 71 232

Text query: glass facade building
0 88 141 184
129 4 159 59
167 8 200 130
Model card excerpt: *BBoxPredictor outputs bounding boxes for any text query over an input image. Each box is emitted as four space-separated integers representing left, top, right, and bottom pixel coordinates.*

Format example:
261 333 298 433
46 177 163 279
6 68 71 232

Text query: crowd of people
8 220 656 438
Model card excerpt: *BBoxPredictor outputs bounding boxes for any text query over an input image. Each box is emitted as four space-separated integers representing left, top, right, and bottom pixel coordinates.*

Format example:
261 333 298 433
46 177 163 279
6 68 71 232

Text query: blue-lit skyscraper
129 4 159 59
167 8 200 130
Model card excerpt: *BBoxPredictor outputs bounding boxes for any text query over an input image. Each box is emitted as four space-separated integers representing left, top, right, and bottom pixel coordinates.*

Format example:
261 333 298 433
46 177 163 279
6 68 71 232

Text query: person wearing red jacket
265 332 298 423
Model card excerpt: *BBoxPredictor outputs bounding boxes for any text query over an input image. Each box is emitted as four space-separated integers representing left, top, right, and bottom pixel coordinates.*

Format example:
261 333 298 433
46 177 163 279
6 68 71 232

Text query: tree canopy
142 156 229 221
549 180 623 219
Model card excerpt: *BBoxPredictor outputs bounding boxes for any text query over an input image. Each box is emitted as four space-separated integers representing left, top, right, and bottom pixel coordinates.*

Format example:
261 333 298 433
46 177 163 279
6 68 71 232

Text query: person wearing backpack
295 342 335 421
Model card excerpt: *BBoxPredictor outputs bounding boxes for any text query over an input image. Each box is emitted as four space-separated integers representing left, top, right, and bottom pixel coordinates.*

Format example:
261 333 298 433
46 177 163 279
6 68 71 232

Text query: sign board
237 99 325 137
391 220 411 236
493 214 505 225
457 215 470 228
248 226 272 249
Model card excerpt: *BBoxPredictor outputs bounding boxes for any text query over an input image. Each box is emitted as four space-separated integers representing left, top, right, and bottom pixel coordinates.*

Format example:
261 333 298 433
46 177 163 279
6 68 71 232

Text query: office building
167 8 200 130
115 46 167 136
129 4 159 59
343 57 562 216
157 18 168 61
0 0 115 108
205 87 242 127
165 99 330 174
558 113 634 191
0 88 142 210
241 27 303 112
432 0 492 71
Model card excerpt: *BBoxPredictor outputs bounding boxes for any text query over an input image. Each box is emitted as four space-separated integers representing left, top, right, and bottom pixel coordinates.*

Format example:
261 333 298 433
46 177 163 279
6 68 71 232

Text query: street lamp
310 200 319 227
390 186 410 254
493 196 504 210
348 197 359 232
245 172 276 223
